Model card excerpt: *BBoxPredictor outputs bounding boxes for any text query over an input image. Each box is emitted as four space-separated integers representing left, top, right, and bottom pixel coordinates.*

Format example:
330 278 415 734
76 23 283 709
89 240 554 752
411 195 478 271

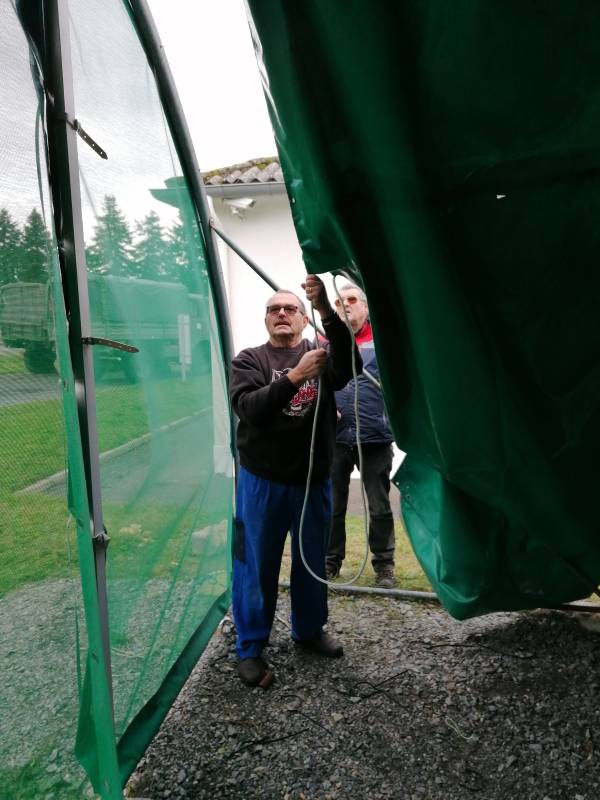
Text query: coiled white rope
297 276 370 588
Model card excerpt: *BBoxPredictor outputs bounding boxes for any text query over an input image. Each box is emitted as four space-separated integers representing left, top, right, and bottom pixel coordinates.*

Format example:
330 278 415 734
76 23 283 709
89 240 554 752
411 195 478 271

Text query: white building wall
210 192 309 354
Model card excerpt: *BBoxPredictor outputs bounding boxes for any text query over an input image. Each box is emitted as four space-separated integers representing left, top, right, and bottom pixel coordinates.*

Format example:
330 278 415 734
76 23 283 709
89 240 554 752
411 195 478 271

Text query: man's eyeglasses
266 304 300 316
334 295 359 307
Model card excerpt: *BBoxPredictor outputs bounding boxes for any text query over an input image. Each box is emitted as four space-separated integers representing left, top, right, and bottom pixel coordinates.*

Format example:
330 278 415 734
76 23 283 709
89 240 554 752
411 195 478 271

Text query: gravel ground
127 592 600 800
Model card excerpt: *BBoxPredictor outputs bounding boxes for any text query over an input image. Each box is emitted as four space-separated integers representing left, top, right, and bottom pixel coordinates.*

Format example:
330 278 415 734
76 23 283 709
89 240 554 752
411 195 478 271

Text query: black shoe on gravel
375 566 395 589
237 657 271 686
296 632 343 658
326 563 340 580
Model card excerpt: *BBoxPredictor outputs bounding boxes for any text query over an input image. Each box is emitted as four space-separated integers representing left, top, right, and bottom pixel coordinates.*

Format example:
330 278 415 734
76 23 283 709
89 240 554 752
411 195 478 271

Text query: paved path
44 413 218 507
0 372 60 407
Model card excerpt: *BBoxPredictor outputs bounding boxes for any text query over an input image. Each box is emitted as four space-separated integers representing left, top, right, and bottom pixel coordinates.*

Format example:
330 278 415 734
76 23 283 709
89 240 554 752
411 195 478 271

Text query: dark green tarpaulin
247 1 600 618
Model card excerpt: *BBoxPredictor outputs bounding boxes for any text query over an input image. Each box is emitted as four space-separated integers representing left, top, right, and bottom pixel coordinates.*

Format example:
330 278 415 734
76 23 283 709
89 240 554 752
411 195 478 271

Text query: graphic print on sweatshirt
272 368 318 417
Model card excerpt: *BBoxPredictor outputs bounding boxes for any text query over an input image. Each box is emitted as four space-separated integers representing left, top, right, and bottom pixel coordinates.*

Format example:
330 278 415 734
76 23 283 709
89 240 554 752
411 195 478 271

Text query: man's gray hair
266 290 306 314
339 283 367 303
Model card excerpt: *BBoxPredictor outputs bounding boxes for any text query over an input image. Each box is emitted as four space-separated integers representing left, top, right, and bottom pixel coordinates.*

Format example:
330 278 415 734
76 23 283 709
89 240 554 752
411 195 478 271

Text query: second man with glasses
326 284 396 588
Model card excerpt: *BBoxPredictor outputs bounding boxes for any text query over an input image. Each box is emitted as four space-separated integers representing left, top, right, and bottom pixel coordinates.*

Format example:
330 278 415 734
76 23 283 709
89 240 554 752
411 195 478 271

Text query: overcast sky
147 0 277 171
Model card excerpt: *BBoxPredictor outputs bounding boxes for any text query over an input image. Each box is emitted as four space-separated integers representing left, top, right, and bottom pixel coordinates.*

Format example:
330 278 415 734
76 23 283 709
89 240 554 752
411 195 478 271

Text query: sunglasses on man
334 295 360 308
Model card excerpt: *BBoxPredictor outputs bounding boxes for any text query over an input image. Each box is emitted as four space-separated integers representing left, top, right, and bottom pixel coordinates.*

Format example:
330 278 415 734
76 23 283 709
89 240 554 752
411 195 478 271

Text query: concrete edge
17 407 209 496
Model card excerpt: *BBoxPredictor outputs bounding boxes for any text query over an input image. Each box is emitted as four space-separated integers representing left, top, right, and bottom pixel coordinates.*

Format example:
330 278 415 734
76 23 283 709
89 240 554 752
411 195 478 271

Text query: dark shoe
375 565 395 589
237 657 272 687
326 563 340 580
296 632 343 658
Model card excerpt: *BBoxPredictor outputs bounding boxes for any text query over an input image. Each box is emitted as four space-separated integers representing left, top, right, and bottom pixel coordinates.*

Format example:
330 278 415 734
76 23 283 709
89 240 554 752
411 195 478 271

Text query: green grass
280 513 431 592
0 499 224 599
0 375 216 596
0 492 225 598
0 494 77 596
0 351 26 375
102 496 228 580
0 401 68 494
0 376 212 495
95 376 212 453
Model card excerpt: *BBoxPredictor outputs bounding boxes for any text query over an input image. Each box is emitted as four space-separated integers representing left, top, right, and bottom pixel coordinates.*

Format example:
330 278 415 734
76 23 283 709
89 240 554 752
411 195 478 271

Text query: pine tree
133 211 171 281
167 213 208 292
166 217 189 287
0 208 23 286
87 195 133 276
18 208 50 284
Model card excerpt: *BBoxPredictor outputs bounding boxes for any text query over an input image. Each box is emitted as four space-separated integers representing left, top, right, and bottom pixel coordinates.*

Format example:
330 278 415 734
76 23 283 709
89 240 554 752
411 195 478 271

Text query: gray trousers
326 442 395 570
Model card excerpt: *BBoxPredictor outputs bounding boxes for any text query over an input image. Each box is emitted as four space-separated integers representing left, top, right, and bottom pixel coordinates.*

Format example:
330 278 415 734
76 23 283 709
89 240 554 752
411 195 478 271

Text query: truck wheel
92 350 108 383
121 345 165 382
191 340 211 375
148 342 171 378
121 353 140 383
24 344 56 374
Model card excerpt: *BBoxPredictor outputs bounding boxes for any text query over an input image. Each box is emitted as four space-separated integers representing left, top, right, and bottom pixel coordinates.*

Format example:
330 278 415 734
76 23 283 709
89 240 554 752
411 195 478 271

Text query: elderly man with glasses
326 284 396 588
229 274 359 687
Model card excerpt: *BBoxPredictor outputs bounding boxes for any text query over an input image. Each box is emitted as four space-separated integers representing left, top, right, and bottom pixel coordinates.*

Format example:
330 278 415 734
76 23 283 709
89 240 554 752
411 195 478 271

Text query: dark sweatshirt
230 313 360 486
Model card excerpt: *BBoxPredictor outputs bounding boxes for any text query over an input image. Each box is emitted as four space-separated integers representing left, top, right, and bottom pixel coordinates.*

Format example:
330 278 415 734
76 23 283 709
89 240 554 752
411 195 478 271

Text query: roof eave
204 181 287 198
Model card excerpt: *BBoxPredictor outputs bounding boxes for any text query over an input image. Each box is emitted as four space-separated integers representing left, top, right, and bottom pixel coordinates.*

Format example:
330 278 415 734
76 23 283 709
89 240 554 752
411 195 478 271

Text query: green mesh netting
2 1 233 796
69 0 233 788
0 5 115 797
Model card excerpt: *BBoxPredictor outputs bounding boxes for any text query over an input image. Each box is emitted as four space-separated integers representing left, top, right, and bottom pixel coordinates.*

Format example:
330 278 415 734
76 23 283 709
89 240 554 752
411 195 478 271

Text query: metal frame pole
44 0 113 701
211 223 283 295
211 223 328 339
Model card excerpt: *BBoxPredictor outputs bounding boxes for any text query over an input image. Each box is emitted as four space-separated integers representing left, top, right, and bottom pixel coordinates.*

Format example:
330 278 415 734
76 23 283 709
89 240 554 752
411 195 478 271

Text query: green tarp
247 0 600 618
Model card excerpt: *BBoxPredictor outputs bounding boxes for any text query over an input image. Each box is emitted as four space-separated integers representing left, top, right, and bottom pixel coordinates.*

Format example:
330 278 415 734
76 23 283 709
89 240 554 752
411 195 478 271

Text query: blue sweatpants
232 466 331 659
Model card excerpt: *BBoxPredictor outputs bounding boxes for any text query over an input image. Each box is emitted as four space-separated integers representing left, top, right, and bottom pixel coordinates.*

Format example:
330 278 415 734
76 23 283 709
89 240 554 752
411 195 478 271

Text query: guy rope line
297 275 370 588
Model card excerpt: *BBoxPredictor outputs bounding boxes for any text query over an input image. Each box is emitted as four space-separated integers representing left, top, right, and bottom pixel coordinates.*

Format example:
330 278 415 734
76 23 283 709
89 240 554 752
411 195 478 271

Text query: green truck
0 281 56 373
0 275 210 377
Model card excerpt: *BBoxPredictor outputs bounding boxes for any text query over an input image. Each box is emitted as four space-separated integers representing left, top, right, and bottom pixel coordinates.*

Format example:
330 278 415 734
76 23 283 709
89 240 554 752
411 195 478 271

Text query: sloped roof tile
202 156 283 185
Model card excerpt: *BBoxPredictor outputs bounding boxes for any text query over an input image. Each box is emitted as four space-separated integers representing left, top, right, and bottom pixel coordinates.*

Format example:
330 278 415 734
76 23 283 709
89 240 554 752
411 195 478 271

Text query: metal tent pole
211 223 283 295
280 581 600 613
44 0 114 704
210 223 327 338
279 579 438 603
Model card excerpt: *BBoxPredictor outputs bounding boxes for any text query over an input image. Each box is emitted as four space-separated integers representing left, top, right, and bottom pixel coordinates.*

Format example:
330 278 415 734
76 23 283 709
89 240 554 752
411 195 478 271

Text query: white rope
297 276 370 589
